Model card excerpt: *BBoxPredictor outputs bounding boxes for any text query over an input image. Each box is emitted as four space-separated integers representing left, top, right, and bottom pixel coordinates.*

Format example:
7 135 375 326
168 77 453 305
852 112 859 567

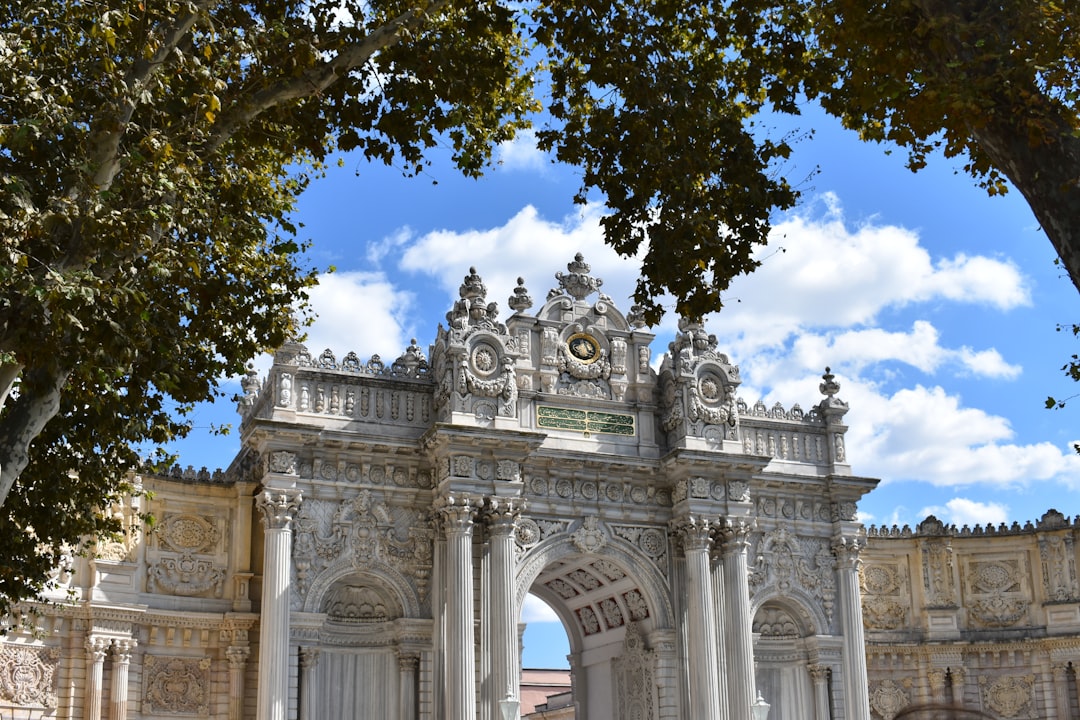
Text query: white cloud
842 383 1080 488
398 204 647 316
709 198 1030 354
919 498 1010 527
496 129 547 173
301 270 416 360
521 593 561 623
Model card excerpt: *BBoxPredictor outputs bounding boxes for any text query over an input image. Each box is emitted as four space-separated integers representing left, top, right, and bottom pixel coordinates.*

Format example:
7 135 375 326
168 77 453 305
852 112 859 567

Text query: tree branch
0 365 70 508
203 0 453 154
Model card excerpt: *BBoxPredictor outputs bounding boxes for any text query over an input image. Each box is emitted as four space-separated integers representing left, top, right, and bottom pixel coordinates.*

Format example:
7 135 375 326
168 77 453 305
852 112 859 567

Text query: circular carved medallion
566 333 601 364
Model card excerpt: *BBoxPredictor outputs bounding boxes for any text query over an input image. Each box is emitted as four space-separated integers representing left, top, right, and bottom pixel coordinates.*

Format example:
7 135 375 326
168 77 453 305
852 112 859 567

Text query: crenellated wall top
866 509 1079 539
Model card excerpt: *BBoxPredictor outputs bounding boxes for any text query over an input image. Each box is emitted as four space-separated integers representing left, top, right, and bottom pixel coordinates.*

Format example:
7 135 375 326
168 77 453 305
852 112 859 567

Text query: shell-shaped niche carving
323 580 400 623
753 602 809 638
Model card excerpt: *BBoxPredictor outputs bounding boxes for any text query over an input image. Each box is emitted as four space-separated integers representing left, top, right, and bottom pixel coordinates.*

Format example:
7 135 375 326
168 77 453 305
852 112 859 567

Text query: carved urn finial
555 252 603 301
508 276 533 313
819 367 840 397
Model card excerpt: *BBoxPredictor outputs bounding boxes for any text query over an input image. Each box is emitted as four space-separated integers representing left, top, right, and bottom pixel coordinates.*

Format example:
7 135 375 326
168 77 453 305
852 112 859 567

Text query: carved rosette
0 644 60 707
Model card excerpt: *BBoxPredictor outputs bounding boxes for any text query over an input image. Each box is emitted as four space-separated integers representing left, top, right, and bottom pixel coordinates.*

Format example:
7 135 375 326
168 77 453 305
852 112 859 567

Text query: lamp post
499 691 520 720
751 691 771 720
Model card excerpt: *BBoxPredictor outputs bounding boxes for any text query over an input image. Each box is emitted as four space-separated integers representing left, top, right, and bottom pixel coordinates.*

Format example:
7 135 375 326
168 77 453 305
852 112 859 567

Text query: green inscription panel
537 406 636 436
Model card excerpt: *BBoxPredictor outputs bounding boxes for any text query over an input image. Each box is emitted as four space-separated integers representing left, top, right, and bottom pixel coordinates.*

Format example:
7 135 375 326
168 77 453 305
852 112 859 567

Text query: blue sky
171 101 1080 669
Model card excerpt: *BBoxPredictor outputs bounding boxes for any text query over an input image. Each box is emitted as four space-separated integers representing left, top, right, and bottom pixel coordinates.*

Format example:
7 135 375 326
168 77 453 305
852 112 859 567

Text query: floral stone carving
0 644 60 707
144 655 212 715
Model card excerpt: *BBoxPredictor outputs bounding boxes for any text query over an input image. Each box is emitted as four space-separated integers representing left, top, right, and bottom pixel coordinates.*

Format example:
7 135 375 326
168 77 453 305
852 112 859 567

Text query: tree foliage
1 0 1079 608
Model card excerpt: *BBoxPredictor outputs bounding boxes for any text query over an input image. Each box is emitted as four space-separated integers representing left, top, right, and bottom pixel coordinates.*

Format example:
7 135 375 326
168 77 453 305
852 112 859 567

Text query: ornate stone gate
241 254 877 720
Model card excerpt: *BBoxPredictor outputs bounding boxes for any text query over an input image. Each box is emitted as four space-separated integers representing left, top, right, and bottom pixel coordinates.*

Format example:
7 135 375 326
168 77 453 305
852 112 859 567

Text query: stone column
720 520 756 720
255 487 302 720
1053 664 1074 720
298 646 320 720
675 516 723 720
487 498 521 718
109 639 135 720
949 667 966 708
808 664 831 720
440 496 477 720
399 653 420 720
710 550 731 720
84 637 109 720
834 536 871 720
226 646 250 720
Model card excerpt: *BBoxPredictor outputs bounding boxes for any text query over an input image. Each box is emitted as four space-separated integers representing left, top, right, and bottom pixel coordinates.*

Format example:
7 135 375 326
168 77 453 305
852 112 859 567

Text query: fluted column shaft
84 637 108 720
676 517 722 720
488 499 522 717
226 646 250 720
441 497 477 720
298 646 320 720
1054 664 1074 720
109 639 135 720
808 664 831 720
255 488 302 720
721 521 756 720
835 537 871 720
400 653 420 720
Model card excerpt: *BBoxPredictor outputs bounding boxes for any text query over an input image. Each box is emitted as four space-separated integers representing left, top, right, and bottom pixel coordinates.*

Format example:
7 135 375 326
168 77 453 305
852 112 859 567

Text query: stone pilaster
84 636 109 720
674 516 723 720
808 664 831 720
298 646 320 720
226 646 250 720
834 536 871 720
720 520 756 720
108 639 135 720
439 495 477 720
486 498 522 718
255 487 302 720
949 667 966 707
399 653 420 720
927 668 947 705
1053 664 1074 720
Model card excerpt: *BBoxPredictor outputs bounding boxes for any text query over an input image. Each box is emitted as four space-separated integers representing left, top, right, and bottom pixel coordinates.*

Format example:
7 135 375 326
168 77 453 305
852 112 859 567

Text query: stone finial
555 252 603 301
446 266 502 330
819 367 840 397
508 277 533 313
627 304 648 329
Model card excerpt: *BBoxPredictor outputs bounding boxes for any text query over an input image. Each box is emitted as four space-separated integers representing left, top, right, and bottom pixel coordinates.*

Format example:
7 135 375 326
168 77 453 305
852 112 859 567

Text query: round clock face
566 333 601 363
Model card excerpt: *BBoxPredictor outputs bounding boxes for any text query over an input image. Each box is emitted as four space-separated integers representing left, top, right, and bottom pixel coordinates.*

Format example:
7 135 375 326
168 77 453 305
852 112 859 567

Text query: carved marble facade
862 510 1080 720
3 255 1076 720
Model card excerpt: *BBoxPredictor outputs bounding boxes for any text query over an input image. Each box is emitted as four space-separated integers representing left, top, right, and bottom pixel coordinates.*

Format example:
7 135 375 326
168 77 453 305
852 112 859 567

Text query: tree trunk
0 366 69 507
972 117 1080 297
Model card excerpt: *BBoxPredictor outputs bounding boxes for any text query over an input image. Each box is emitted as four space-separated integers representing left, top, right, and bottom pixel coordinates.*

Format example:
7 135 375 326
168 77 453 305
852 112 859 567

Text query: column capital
85 636 110 660
832 535 864 569
927 668 947 692
436 494 477 537
672 515 715 553
112 638 137 662
398 652 420 672
718 518 754 554
299 646 321 670
256 487 302 530
226 646 251 668
485 497 523 536
807 663 830 683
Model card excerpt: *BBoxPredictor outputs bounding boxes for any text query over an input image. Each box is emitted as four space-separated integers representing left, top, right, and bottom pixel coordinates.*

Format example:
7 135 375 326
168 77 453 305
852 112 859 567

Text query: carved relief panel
860 560 912 631
960 554 1032 629
0 644 60 708
145 511 228 599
